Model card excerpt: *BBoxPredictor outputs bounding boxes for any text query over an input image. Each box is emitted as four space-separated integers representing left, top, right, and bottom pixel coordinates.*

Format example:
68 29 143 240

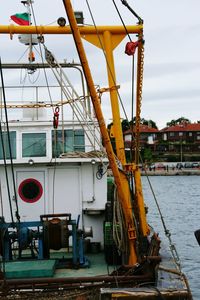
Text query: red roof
161 123 200 132
124 124 159 135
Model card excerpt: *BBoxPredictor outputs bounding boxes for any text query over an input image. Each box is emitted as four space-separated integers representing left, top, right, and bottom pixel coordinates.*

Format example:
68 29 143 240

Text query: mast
19 0 35 62
62 0 149 265
26 0 34 62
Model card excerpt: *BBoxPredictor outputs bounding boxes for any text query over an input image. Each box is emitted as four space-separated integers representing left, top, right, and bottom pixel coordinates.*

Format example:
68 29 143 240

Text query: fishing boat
0 0 192 299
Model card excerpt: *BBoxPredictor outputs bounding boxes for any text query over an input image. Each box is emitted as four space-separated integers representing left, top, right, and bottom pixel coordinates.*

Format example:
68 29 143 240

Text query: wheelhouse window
22 132 46 157
0 131 16 159
74 130 85 151
52 129 85 157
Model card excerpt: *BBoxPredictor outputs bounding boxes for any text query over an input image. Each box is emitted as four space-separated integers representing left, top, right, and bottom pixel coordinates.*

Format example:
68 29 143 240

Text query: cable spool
48 218 62 250
46 218 69 251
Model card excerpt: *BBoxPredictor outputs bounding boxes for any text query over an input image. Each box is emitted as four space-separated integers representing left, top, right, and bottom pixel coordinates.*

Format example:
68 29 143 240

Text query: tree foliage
140 118 158 129
121 119 130 132
108 116 195 132
166 117 191 127
143 148 152 162
127 117 158 129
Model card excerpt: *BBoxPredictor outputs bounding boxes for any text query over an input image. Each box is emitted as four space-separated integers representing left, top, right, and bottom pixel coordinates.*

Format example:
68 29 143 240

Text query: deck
0 247 192 299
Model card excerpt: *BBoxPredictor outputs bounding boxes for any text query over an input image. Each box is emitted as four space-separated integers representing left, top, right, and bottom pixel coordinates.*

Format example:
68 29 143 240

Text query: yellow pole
63 0 138 265
0 25 143 35
102 30 126 165
134 169 149 236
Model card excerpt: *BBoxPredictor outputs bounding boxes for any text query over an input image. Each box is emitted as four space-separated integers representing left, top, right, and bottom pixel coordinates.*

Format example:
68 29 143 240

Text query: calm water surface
142 175 200 300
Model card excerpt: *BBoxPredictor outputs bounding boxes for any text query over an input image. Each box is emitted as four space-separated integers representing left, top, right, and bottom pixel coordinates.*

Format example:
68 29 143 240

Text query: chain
0 103 55 109
135 37 144 163
0 97 84 109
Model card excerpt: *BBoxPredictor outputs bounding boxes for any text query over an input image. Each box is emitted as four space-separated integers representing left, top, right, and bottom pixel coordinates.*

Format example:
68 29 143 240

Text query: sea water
142 175 200 300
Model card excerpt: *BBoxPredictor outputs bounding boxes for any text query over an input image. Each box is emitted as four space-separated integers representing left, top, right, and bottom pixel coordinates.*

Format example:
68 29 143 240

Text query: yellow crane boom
63 0 149 265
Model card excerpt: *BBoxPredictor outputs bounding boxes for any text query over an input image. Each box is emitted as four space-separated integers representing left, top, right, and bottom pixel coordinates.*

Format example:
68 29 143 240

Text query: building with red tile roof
123 122 200 162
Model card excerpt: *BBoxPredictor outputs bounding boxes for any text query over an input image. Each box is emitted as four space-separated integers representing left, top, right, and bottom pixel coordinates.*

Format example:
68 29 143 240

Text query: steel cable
0 58 17 223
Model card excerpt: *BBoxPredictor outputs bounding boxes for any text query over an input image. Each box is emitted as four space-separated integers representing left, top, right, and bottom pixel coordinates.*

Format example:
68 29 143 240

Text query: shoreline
141 169 200 176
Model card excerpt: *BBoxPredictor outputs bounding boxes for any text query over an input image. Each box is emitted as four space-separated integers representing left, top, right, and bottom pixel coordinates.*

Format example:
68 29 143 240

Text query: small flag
10 13 30 26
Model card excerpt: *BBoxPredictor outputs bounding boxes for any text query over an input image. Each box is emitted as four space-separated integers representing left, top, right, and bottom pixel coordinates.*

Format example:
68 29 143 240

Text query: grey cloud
144 62 200 79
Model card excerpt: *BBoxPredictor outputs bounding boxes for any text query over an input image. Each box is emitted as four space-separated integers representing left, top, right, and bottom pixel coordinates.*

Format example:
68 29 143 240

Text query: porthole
18 178 43 203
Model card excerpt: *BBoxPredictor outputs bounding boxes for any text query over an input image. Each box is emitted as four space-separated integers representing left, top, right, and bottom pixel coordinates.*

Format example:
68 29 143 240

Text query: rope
129 56 135 163
27 65 41 84
0 58 20 223
120 0 143 24
86 0 143 169
0 124 15 225
146 174 181 270
131 56 135 126
0 180 3 217
52 130 57 213
43 44 108 165
137 282 165 300
112 186 129 257
29 1 55 113
110 5 135 163
29 1 63 208
0 128 14 223
139 153 182 271
17 47 29 64
112 0 132 42
112 0 145 164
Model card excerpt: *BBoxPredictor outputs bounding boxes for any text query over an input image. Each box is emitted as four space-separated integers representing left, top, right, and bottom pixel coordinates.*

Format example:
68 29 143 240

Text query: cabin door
47 167 81 222
16 170 45 221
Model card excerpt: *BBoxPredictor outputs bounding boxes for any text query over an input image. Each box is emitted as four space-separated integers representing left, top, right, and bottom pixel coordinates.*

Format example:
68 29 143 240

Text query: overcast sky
0 0 200 129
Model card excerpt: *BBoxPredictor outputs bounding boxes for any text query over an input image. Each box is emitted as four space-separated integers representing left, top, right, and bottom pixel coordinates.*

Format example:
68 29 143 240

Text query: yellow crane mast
62 0 149 265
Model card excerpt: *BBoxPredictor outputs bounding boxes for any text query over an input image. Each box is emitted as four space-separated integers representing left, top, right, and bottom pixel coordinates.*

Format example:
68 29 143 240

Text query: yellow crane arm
0 25 142 36
63 0 139 264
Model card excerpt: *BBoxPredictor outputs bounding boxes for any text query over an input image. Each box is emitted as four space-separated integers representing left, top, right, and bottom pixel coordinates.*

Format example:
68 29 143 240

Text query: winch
0 213 92 268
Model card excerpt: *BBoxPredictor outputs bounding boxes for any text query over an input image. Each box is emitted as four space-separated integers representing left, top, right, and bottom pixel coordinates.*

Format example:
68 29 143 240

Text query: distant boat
0 0 193 299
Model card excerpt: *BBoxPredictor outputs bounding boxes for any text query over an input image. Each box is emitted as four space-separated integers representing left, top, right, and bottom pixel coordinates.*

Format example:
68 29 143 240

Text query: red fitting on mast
28 51 35 62
53 106 60 129
125 41 139 56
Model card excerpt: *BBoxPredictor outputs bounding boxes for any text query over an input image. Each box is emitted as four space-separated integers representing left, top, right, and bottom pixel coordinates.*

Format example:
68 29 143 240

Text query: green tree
166 117 191 127
143 148 152 162
129 117 158 129
141 118 158 129
121 119 130 132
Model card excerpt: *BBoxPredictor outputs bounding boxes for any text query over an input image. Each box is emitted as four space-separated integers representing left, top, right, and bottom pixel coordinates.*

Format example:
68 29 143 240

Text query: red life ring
18 178 43 203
